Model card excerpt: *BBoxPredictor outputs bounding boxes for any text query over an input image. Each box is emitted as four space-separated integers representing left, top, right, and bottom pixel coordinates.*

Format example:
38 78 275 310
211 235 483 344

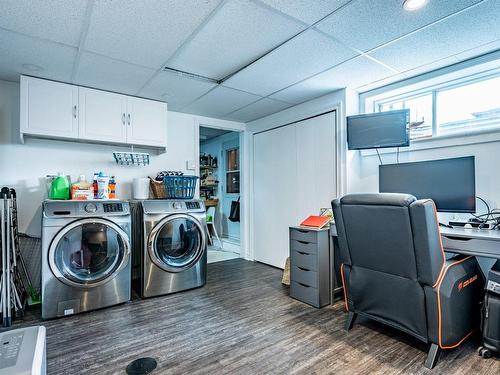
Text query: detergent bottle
50 172 70 200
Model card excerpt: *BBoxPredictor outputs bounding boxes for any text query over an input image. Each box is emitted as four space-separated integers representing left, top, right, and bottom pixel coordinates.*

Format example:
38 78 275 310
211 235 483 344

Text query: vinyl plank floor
9 259 500 374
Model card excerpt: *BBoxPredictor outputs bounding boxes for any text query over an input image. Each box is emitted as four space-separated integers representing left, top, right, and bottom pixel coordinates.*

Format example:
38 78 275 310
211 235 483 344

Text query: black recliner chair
332 193 484 369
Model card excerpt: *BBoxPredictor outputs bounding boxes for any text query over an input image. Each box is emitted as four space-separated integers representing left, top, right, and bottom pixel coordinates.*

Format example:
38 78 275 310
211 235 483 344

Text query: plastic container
163 176 198 199
109 176 116 199
133 178 149 199
71 175 93 200
97 172 110 199
50 172 70 200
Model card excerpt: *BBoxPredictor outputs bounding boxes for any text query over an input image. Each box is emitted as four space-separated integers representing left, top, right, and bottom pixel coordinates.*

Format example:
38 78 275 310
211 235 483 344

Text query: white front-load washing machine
41 200 131 319
131 199 207 298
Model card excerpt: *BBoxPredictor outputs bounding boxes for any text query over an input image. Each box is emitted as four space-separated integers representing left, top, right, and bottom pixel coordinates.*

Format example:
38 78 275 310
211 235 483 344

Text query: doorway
199 126 241 263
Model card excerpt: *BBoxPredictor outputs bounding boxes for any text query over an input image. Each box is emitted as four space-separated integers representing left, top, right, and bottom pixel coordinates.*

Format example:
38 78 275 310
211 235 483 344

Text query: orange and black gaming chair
332 193 484 369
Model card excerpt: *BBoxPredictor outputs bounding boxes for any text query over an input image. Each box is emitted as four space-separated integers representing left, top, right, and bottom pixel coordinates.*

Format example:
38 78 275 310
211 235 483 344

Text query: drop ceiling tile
0 29 77 82
140 70 217 111
224 29 357 96
224 97 293 122
317 0 483 53
257 0 350 24
74 52 155 94
183 86 261 118
356 73 407 93
454 39 500 62
270 56 395 104
369 0 500 73
84 0 221 69
168 0 304 79
0 0 88 46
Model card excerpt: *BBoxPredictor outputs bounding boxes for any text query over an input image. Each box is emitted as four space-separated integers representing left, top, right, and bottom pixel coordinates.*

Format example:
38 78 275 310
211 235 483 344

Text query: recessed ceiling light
403 0 428 11
21 63 43 72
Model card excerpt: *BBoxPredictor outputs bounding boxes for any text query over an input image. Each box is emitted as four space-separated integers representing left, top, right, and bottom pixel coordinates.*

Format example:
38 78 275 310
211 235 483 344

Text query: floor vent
126 358 158 375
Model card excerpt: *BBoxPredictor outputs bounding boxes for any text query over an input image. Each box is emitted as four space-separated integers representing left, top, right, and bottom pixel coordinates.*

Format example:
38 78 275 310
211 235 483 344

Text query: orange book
300 215 331 229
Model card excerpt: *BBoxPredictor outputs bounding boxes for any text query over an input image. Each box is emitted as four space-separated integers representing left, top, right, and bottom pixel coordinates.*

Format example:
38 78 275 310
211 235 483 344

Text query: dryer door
48 218 130 288
148 214 206 273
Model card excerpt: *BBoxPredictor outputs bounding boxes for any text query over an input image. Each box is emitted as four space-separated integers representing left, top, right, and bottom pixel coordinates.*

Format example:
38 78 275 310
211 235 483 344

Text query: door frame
195 117 248 258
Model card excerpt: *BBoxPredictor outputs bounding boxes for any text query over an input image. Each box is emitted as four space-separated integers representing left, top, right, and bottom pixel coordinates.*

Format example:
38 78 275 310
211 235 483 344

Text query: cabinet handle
297 266 310 272
297 282 310 288
127 114 131 126
297 240 309 244
122 113 126 125
73 105 77 119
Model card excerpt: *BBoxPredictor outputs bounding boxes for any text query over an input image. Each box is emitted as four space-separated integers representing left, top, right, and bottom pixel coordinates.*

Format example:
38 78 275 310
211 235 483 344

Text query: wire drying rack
113 146 150 166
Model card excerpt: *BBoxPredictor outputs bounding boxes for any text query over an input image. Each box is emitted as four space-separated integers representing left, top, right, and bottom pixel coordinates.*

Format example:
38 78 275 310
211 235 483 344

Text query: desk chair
206 206 223 249
332 193 484 369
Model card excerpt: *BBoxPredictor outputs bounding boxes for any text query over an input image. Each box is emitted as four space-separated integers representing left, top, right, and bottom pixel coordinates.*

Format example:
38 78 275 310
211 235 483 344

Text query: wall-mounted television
379 156 476 213
347 109 410 150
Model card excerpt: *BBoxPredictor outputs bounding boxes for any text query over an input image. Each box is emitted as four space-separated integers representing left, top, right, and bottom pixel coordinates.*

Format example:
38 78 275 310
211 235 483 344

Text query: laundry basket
163 176 199 199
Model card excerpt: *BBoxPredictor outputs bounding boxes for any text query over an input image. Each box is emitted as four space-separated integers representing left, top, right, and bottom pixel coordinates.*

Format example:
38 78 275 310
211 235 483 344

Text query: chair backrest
332 193 446 339
206 206 216 224
332 193 444 286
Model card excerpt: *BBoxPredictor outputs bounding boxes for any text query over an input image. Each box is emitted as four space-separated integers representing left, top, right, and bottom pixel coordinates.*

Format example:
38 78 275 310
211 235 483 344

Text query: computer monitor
347 109 410 150
379 156 476 213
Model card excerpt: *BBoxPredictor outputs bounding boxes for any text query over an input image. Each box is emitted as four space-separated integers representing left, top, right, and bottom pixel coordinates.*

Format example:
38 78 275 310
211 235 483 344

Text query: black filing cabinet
289 226 331 308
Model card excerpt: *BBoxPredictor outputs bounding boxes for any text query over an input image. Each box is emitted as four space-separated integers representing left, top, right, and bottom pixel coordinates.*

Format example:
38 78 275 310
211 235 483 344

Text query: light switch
186 160 196 170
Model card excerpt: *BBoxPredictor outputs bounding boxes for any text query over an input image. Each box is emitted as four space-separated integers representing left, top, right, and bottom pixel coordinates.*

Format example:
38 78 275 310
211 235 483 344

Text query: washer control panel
84 203 98 213
103 203 123 213
185 201 201 210
0 331 23 370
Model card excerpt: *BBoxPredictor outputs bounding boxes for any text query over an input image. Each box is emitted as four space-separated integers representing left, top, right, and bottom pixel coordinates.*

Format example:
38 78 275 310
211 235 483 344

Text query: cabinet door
78 88 127 143
20 76 78 138
126 97 167 147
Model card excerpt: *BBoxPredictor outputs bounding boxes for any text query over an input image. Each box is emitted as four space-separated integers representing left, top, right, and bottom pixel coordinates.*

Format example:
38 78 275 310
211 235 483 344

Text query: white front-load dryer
41 200 131 319
131 199 207 298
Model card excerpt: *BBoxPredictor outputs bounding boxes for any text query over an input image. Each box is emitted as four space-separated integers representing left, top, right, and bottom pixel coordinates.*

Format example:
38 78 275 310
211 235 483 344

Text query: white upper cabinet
20 76 167 148
78 87 128 143
126 96 167 147
20 76 79 139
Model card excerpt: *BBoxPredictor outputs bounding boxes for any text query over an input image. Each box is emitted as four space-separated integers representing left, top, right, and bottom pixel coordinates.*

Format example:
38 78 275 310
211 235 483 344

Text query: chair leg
213 225 223 249
424 343 440 369
344 311 357 332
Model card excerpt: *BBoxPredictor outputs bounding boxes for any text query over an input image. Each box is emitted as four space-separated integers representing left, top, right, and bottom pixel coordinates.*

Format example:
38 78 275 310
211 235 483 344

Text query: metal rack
1 187 31 326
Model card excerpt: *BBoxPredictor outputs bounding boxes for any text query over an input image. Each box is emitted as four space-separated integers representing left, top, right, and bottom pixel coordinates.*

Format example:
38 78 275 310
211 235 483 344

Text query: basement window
369 70 500 141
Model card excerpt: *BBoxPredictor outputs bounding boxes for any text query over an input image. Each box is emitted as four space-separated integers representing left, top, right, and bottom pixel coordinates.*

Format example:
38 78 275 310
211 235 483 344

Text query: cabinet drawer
290 239 317 254
290 228 317 243
291 250 318 271
290 281 319 307
290 266 318 288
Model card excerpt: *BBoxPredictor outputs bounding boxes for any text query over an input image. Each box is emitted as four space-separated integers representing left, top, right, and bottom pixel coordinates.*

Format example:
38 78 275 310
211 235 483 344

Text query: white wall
0 79 244 236
200 131 241 242
347 139 500 220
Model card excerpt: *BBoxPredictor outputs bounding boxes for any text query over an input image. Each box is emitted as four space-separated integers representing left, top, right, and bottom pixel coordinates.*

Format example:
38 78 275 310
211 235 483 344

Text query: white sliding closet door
253 111 336 269
254 125 297 268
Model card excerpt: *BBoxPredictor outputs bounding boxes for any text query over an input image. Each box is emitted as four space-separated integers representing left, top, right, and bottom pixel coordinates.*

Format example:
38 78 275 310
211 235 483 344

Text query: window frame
225 147 240 194
371 70 500 141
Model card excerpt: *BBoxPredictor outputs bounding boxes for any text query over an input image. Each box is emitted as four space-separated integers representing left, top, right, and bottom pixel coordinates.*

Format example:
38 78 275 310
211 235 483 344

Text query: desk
329 224 500 259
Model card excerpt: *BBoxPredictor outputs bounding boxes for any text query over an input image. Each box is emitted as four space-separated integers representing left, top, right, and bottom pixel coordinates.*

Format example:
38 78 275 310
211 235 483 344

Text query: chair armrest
428 255 485 349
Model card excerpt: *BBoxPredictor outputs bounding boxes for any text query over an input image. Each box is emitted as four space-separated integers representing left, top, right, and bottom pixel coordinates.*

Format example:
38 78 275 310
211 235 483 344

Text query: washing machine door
148 214 206 273
48 218 130 288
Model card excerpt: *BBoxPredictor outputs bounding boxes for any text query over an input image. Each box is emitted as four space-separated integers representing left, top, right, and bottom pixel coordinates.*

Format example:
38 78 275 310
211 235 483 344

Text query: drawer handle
297 251 309 255
297 266 310 272
298 282 310 288
297 240 309 244
297 229 309 233
443 236 472 242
